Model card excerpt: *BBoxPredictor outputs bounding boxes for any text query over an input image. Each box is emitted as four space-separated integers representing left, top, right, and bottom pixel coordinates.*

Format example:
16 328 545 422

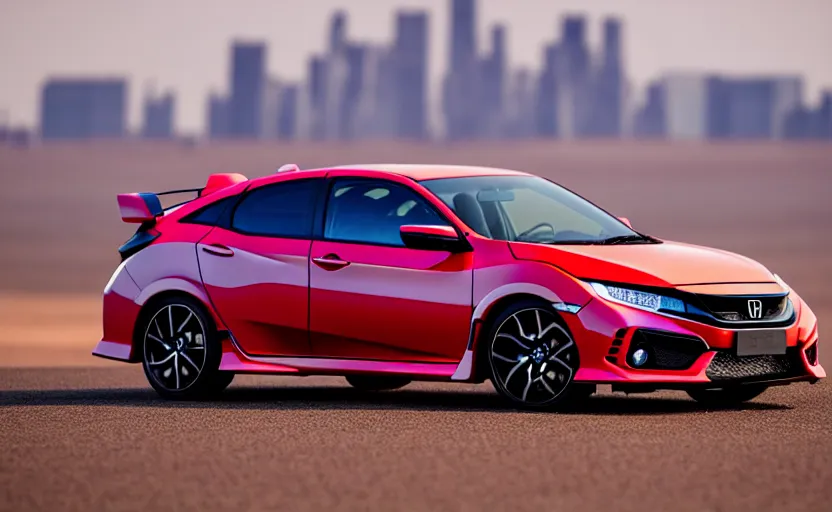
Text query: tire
345 375 411 391
485 299 583 410
686 385 768 407
140 295 233 400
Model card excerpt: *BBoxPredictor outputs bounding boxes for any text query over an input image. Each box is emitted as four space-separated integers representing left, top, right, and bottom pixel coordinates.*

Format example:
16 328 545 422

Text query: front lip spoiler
605 375 820 393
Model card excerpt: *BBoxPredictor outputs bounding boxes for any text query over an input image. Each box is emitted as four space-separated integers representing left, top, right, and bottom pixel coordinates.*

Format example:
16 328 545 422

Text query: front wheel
487 301 582 410
140 296 233 400
686 385 768 407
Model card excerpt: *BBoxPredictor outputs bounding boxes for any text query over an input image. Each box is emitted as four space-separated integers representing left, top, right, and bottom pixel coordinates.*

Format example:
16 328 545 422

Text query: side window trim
227 177 324 239
320 176 456 248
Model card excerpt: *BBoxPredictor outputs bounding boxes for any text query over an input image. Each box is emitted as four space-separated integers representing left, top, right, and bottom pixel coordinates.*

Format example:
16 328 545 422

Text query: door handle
201 244 235 257
312 254 350 271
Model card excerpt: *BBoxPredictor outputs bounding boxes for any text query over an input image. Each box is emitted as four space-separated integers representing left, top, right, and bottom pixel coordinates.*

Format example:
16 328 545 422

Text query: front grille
628 329 708 370
706 350 799 381
695 293 788 322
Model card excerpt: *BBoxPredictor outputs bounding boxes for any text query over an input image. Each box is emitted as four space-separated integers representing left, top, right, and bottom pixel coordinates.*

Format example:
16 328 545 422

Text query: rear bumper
92 261 141 362
92 340 136 362
568 296 825 387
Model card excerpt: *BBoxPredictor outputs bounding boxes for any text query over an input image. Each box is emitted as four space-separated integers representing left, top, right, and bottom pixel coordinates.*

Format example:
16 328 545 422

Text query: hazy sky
1 0 830 133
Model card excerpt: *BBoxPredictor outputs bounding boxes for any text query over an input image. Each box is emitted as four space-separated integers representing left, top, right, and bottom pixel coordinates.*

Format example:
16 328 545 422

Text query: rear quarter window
182 195 239 228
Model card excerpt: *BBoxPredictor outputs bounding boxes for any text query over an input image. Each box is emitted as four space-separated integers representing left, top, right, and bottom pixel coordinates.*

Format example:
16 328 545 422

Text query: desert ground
1 142 831 511
1 369 830 512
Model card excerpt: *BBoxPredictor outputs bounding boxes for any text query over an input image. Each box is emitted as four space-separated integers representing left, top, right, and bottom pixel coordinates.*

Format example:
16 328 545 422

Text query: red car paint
94 164 825 391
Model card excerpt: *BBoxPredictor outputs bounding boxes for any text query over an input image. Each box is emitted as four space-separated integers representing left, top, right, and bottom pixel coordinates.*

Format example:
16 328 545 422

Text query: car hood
509 240 777 288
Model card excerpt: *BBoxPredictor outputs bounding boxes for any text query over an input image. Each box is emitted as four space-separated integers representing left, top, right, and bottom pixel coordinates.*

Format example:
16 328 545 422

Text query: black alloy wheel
141 296 233 399
487 301 582 409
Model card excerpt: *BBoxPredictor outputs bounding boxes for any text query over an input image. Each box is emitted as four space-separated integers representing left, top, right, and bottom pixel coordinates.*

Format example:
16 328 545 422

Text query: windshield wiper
599 234 655 245
538 240 603 245
524 234 658 246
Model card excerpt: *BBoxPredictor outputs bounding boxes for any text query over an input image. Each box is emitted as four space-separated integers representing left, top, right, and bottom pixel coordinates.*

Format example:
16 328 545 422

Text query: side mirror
400 225 471 252
618 217 633 229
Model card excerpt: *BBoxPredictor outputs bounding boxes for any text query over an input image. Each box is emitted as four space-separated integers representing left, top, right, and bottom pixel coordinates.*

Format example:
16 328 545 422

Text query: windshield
422 175 652 245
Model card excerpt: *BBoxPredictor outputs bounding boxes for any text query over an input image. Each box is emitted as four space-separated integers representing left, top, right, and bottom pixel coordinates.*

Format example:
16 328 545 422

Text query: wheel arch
469 291 574 382
130 288 222 363
474 295 582 407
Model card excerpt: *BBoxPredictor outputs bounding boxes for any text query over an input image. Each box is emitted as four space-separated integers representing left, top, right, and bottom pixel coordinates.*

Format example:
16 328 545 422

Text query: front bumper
567 296 825 387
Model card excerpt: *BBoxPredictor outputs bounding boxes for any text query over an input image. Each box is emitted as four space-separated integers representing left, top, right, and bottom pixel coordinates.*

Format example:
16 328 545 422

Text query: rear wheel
486 300 582 410
686 385 768 407
140 296 233 400
345 375 411 391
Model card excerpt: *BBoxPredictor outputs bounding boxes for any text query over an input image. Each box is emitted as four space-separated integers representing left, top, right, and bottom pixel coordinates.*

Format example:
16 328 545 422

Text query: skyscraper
708 75 802 139
662 74 708 140
726 79 777 139
330 10 347 55
228 42 266 138
40 78 127 140
206 93 229 139
536 43 560 137
480 24 507 137
323 51 349 140
276 85 300 140
591 17 624 137
395 11 429 139
771 76 803 139
342 43 368 139
142 91 175 139
307 56 331 140
782 90 830 140
819 91 832 139
633 81 666 138
449 0 476 71
443 0 480 140
259 78 283 139
503 68 536 138
705 77 731 138
558 15 591 138
353 45 397 139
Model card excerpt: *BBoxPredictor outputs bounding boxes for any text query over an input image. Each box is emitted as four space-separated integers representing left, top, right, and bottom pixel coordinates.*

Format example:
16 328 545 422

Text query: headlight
590 282 685 313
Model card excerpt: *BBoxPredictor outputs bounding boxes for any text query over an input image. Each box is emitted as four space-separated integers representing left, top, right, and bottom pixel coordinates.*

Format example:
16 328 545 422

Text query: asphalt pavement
1 367 830 511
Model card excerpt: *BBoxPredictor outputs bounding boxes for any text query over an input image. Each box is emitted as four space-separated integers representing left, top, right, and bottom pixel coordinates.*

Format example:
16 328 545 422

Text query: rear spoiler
116 173 247 223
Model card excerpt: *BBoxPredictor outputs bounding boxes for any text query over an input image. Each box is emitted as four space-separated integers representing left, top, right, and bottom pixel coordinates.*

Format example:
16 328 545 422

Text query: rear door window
231 179 321 238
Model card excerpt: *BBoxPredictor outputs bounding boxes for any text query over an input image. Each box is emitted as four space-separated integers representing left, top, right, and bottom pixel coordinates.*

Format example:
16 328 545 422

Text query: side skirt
218 336 458 380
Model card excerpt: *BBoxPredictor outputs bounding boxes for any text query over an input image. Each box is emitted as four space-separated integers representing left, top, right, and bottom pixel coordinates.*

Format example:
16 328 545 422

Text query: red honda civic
95 164 825 409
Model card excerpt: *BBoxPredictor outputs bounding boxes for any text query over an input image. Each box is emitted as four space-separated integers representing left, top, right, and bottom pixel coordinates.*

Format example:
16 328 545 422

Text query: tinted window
184 195 239 227
231 179 319 238
324 179 448 246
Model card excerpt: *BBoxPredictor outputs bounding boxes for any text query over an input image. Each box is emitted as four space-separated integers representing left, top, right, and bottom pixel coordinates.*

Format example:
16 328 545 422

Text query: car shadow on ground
0 385 791 415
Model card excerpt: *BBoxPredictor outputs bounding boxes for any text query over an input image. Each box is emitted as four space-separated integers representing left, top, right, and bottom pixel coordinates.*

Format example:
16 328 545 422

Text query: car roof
324 164 531 181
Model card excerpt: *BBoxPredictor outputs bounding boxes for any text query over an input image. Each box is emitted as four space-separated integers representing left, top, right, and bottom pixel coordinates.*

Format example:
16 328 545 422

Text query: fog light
631 348 648 367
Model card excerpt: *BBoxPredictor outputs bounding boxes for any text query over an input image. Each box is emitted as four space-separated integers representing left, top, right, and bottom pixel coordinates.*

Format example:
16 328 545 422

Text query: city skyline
2 0 831 133
34 0 831 143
